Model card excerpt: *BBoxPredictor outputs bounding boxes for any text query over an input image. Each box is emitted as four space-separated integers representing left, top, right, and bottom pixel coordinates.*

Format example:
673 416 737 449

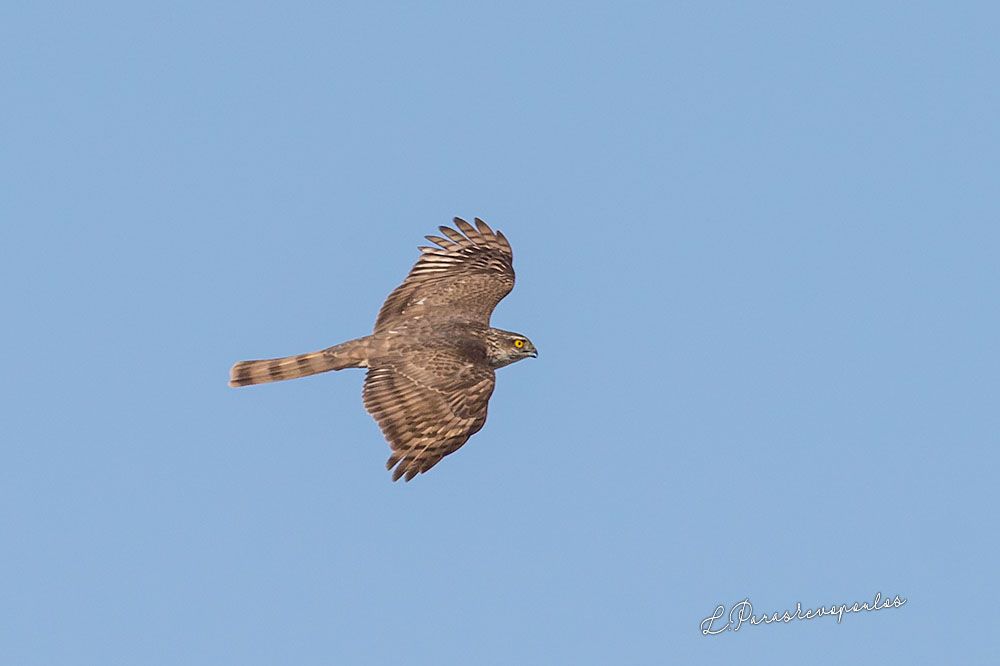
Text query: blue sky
2 2 998 663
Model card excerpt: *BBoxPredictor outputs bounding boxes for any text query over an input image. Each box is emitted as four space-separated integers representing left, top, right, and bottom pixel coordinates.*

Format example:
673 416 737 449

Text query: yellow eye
514 339 525 348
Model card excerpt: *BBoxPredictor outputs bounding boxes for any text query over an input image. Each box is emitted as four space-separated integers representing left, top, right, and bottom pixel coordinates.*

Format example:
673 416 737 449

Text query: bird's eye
514 339 525 348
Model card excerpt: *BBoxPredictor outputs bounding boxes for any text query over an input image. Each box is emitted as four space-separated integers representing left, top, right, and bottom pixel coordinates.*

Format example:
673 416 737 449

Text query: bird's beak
529 349 538 358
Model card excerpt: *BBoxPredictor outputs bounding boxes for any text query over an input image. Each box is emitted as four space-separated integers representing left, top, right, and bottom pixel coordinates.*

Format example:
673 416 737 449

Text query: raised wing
362 349 495 481
374 217 514 332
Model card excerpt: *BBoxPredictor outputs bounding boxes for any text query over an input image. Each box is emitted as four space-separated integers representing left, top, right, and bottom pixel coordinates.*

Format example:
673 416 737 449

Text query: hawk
229 217 537 481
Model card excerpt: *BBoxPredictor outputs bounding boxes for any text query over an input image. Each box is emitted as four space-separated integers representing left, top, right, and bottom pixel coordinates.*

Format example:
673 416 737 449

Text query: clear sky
2 2 998 664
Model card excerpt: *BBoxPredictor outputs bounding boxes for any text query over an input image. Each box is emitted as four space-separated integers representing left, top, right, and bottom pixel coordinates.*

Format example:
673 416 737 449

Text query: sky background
2 2 998 664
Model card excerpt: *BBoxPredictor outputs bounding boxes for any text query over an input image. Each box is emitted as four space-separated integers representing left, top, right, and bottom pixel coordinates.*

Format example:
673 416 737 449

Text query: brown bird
229 217 537 481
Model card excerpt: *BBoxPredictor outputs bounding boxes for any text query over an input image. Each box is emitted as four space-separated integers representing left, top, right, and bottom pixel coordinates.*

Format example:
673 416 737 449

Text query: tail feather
229 337 370 388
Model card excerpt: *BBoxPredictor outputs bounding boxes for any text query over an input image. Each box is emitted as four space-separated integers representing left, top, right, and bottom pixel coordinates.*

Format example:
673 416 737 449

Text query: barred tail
229 337 370 388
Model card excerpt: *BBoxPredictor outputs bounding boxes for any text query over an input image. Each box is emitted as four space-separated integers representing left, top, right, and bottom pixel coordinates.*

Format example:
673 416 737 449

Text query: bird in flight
229 217 537 481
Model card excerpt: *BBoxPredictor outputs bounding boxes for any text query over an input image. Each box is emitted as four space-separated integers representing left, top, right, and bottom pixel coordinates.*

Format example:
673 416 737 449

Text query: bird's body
229 218 536 481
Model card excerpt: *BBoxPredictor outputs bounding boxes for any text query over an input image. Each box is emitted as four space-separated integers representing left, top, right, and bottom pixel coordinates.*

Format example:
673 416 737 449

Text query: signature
700 592 906 635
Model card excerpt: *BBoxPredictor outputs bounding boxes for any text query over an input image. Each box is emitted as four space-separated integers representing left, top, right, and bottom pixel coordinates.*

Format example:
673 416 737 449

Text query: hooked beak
529 349 538 358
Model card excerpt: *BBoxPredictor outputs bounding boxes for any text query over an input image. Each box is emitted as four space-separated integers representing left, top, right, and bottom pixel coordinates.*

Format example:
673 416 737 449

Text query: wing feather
362 352 495 481
438 225 468 244
374 217 515 331
424 234 455 248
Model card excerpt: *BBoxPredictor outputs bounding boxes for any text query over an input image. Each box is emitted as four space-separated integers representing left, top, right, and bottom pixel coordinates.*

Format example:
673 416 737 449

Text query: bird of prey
229 217 537 481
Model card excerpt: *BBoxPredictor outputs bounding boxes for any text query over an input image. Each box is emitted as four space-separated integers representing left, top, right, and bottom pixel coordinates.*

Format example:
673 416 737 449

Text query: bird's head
485 328 538 368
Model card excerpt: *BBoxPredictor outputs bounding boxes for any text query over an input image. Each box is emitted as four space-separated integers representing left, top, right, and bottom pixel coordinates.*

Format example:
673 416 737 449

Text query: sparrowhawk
229 217 537 481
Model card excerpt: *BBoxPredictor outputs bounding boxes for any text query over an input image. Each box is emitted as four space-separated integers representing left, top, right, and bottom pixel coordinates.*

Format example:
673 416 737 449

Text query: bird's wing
362 348 495 481
374 217 515 332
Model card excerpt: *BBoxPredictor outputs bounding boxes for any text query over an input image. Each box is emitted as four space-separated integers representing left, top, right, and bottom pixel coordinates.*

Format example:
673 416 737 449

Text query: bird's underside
229 217 536 481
